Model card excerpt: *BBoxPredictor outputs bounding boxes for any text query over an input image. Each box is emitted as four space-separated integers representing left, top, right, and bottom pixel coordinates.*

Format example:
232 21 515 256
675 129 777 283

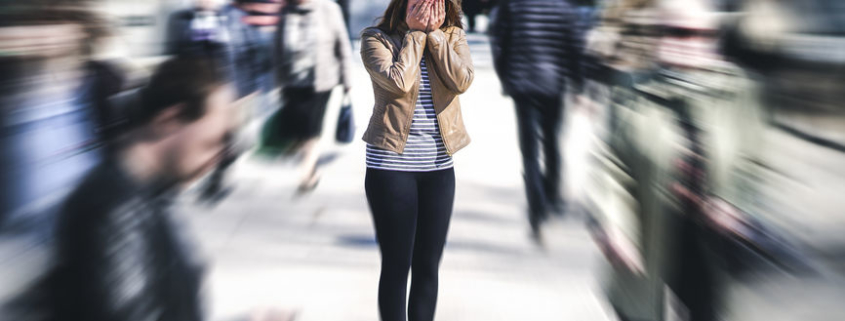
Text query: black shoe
198 184 233 205
529 212 545 246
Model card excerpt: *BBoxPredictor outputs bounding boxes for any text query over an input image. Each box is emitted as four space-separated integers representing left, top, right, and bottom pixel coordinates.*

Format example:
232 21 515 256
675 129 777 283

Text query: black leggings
365 168 456 321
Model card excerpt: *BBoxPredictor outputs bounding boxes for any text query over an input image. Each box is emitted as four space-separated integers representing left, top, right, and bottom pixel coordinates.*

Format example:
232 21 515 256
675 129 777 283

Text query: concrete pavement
182 33 616 321
0 28 616 321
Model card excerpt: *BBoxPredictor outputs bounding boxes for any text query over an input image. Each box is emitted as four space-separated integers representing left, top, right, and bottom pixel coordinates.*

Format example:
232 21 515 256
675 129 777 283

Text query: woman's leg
365 168 420 321
296 91 332 191
297 137 322 189
408 168 456 321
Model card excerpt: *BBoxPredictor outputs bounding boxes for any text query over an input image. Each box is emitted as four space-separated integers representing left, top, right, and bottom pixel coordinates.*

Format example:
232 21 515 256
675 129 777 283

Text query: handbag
335 93 355 144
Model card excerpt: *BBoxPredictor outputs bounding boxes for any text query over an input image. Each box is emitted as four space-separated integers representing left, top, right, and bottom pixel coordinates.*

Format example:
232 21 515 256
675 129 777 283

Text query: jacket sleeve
331 3 354 89
360 29 427 95
425 28 475 94
488 3 510 83
273 12 288 86
565 7 585 94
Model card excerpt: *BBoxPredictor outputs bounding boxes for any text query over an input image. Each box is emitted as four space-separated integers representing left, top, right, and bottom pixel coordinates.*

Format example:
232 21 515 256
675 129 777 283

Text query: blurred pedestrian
488 0 584 241
584 1 761 320
461 0 483 33
5 56 298 321
197 0 275 202
361 0 473 320
0 1 108 230
166 0 231 58
335 0 352 37
273 0 353 193
709 0 845 319
5 57 235 321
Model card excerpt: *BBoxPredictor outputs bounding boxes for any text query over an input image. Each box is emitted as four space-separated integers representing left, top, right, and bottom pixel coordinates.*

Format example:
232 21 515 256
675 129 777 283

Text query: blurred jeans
512 93 564 223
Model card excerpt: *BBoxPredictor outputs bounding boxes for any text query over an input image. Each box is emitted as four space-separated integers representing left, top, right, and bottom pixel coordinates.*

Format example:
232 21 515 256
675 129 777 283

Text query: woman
274 0 353 192
360 0 473 320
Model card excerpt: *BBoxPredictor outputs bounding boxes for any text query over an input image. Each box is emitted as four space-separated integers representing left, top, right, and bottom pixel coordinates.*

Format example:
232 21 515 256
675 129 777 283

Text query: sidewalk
182 33 616 321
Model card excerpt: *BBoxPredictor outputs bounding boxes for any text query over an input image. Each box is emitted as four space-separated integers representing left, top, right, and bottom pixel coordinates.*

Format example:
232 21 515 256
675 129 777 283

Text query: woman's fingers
418 0 433 19
436 1 443 29
438 0 445 20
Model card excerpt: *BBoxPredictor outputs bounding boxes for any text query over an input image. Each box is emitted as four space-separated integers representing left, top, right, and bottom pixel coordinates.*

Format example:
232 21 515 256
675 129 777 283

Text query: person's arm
273 8 287 87
165 11 187 56
488 1 510 89
360 29 427 95
565 5 585 95
330 3 353 92
425 28 474 94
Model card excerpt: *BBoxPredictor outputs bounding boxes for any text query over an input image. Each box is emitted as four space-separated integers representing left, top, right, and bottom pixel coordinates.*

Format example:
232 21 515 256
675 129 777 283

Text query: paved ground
182 33 616 321
0 31 617 321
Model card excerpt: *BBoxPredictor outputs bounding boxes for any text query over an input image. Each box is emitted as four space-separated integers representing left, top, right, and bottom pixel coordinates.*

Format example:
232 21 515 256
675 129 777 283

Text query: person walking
360 0 473 320
461 0 483 33
273 0 353 193
489 0 584 241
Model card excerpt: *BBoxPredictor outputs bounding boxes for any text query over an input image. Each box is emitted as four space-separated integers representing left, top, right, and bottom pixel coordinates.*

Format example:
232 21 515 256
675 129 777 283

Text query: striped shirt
366 57 454 172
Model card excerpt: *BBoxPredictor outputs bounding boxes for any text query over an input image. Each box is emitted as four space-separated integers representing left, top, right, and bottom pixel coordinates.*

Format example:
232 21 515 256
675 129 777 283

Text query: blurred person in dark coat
2 57 238 321
488 0 585 241
167 0 279 202
198 0 278 202
273 0 352 193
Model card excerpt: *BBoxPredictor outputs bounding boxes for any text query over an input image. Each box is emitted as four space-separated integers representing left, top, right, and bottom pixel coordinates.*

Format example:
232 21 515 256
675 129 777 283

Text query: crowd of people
1 0 844 320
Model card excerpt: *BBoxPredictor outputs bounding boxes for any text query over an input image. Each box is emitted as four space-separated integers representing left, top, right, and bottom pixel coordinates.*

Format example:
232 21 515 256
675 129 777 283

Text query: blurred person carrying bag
258 0 353 163
259 88 353 156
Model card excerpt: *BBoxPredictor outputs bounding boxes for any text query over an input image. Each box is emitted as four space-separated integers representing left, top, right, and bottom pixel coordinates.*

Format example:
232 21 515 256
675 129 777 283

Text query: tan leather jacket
360 25 474 155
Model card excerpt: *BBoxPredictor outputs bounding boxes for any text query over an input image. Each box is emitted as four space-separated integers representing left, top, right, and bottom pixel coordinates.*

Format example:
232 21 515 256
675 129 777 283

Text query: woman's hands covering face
406 0 432 31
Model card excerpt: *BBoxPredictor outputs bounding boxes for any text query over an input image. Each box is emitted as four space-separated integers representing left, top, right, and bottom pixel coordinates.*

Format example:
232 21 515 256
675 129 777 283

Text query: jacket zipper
436 113 452 156
430 53 453 156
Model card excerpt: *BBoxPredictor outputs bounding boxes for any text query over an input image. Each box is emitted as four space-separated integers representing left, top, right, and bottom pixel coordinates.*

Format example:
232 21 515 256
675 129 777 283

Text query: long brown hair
376 0 464 32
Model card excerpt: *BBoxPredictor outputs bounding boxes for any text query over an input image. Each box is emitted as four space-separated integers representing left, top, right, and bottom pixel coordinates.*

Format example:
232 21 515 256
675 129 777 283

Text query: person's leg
365 169 420 321
513 95 547 233
467 12 477 33
672 220 718 321
297 91 332 191
540 94 565 213
408 168 456 321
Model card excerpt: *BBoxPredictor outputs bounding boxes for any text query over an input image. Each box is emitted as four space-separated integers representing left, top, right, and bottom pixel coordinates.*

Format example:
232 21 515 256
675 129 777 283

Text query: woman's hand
406 0 433 32
427 0 445 32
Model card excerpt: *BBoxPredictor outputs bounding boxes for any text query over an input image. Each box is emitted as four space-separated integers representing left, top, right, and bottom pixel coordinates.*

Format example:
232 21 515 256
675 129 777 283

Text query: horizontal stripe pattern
367 57 454 172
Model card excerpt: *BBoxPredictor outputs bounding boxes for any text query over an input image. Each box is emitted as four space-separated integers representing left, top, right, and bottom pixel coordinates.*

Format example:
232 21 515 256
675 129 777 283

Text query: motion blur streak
1 0 843 320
